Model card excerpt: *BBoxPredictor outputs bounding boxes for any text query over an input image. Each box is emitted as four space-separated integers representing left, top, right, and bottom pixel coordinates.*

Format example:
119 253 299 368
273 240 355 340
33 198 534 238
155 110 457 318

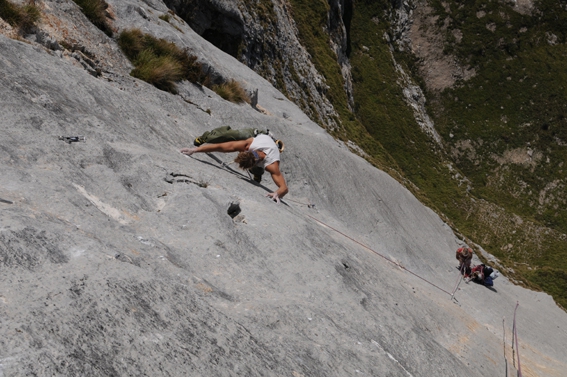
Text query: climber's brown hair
234 151 258 170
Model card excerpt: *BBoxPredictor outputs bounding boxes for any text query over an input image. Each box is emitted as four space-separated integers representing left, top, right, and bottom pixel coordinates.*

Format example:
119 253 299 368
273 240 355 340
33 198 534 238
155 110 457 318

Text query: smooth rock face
1 1 567 376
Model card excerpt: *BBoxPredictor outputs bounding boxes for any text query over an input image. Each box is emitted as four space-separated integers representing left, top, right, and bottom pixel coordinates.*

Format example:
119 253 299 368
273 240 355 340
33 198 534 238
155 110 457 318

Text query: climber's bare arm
181 138 253 155
265 161 288 198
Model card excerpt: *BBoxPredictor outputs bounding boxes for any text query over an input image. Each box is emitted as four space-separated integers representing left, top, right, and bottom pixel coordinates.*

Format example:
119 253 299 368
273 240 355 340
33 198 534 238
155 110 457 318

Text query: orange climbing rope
298 204 524 376
512 301 523 377
305 214 453 296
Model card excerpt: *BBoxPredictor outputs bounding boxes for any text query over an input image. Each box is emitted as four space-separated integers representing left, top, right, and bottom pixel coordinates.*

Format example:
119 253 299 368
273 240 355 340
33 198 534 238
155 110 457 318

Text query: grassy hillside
425 0 567 303
431 0 567 231
288 0 567 309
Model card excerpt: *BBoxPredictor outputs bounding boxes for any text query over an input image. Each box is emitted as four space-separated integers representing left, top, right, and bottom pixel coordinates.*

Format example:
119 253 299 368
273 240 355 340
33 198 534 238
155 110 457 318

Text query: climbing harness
262 129 285 153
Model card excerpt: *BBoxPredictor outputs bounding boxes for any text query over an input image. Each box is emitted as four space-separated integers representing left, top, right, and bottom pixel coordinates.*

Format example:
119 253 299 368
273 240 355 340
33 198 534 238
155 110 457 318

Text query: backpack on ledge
482 265 495 286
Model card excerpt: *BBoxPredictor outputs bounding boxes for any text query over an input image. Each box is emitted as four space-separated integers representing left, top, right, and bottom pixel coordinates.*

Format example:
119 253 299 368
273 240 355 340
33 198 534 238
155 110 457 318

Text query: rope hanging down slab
512 301 523 377
299 206 525 376
305 214 453 296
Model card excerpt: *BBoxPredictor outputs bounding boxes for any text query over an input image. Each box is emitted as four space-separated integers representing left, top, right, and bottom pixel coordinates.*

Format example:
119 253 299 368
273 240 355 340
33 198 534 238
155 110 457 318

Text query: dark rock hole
227 202 241 218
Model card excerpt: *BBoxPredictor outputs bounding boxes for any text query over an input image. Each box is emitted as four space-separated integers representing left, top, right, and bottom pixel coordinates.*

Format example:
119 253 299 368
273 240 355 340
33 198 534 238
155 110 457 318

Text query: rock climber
180 126 288 203
468 264 496 286
456 246 473 275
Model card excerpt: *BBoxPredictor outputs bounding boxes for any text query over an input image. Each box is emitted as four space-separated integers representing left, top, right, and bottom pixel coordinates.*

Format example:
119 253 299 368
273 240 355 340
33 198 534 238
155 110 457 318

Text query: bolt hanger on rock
58 136 86 144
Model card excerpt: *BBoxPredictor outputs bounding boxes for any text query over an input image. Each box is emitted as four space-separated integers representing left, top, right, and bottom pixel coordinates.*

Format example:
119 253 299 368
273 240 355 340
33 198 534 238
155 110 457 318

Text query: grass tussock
159 14 171 23
212 80 250 104
131 50 185 93
118 28 207 94
119 28 248 102
71 0 113 37
0 0 41 33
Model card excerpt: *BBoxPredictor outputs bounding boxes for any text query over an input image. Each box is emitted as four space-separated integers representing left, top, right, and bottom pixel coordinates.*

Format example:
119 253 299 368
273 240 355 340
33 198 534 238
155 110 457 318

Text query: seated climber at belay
180 126 288 203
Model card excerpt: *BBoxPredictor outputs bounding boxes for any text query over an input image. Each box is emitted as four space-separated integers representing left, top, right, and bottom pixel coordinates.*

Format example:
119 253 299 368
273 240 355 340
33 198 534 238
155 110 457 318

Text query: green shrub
118 29 207 94
0 0 40 33
71 0 113 37
212 80 250 104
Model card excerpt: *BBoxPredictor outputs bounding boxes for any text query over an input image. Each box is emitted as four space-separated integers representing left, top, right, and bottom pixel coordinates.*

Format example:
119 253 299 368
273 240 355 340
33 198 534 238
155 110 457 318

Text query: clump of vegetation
130 49 185 93
159 13 171 23
71 0 113 37
118 29 207 94
118 28 250 103
0 0 41 33
211 80 250 104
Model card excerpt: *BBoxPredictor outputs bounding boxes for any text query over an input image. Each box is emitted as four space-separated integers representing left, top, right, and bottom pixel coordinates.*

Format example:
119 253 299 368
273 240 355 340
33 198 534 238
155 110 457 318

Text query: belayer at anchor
456 246 473 275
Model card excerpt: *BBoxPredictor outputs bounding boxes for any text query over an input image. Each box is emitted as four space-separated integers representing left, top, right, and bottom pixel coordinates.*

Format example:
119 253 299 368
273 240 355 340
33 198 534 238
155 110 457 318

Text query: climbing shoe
193 137 204 147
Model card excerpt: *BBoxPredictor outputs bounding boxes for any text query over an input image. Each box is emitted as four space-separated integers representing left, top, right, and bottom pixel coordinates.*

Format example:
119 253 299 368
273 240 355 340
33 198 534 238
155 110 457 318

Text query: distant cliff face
162 0 355 128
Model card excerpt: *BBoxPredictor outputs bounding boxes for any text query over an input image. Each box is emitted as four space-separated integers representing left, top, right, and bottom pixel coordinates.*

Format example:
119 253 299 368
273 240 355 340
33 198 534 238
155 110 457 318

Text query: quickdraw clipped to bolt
58 136 86 144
